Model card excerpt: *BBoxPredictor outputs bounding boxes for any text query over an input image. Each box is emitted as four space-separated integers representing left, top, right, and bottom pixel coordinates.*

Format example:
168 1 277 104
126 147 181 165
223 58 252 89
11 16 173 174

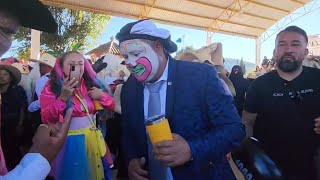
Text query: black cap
116 19 177 53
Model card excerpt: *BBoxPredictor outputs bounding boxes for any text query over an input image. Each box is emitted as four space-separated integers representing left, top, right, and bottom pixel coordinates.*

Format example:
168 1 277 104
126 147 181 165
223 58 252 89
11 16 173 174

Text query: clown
117 19 244 180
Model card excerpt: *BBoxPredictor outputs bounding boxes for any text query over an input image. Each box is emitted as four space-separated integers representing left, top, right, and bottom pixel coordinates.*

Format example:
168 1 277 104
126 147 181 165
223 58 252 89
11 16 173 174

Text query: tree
175 46 195 57
13 6 111 60
239 57 246 74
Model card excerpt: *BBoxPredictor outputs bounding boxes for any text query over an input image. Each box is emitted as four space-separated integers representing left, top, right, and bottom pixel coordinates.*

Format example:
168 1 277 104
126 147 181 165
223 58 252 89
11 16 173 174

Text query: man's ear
154 40 165 55
273 49 276 57
305 48 309 56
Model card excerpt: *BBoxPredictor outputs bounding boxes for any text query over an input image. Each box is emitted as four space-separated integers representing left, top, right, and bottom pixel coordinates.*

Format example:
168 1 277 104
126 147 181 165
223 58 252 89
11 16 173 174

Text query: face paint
120 40 159 82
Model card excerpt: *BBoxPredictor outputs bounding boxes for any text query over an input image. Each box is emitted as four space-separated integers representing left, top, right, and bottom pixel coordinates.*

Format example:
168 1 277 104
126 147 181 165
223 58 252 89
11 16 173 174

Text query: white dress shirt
0 153 51 180
28 73 50 112
143 60 174 180
143 61 169 119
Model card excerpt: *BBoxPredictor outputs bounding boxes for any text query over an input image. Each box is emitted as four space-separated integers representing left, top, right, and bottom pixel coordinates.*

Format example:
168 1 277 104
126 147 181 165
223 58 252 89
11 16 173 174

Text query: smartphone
68 65 75 81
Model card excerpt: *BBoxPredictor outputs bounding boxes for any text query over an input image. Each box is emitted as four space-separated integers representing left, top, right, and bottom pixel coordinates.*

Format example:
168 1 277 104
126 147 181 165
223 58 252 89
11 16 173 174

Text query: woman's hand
88 87 103 100
114 84 122 114
59 78 78 101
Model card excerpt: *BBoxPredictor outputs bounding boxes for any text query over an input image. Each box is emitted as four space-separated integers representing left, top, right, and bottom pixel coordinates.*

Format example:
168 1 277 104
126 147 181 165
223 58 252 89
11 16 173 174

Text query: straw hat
30 53 56 68
0 64 22 85
11 63 30 74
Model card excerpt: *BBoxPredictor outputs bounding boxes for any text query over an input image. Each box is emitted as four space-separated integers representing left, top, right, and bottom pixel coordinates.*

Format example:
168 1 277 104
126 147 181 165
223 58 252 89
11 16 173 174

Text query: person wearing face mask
243 26 320 179
116 19 245 180
40 51 115 180
229 65 250 117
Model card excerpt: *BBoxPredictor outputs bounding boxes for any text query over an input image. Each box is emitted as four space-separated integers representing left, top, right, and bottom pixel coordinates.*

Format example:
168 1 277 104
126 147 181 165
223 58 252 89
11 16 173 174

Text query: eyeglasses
290 90 302 104
284 80 303 104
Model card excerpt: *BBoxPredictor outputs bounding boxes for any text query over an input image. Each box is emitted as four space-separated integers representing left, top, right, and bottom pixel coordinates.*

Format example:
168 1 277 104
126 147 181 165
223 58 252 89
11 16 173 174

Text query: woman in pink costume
40 51 114 180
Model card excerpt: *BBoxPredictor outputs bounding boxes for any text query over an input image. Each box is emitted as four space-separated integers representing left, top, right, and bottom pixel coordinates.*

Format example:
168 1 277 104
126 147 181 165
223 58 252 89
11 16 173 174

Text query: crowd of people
0 0 320 180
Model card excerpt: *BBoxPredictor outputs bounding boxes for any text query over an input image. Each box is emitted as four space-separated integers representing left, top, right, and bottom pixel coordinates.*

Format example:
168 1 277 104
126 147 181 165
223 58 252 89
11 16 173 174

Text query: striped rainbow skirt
51 116 113 180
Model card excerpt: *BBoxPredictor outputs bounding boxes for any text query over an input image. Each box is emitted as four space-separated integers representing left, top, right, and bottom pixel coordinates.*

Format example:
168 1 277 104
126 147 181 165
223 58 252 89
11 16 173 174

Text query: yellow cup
94 100 104 111
146 115 173 144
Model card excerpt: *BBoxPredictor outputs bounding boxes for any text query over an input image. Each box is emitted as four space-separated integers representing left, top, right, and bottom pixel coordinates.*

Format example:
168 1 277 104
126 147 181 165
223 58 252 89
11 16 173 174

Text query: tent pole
30 29 41 60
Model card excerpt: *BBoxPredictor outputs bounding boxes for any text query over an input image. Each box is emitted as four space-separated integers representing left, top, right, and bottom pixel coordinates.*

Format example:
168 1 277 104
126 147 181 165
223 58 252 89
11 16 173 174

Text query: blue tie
146 81 173 180
147 81 164 117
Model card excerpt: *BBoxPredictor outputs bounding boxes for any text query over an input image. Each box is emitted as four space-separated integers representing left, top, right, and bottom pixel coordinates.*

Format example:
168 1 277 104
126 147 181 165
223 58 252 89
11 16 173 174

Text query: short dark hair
276 26 308 44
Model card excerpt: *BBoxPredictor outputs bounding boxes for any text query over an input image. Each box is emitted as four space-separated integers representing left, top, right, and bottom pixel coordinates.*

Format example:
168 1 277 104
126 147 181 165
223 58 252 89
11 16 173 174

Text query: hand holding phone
59 78 78 101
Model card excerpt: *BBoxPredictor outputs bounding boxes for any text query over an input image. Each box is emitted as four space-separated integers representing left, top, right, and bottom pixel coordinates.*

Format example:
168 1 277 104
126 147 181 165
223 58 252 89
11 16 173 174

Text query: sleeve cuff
19 153 51 179
56 98 67 109
20 153 51 172
28 100 41 112
100 92 115 111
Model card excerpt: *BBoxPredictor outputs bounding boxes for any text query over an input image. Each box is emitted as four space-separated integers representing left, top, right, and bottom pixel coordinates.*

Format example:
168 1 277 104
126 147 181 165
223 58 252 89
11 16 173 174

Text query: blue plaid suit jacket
121 57 245 180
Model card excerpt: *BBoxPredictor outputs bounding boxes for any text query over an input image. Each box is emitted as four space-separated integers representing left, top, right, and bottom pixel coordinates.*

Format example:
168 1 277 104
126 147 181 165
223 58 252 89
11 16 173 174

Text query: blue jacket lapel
136 79 148 156
165 57 177 121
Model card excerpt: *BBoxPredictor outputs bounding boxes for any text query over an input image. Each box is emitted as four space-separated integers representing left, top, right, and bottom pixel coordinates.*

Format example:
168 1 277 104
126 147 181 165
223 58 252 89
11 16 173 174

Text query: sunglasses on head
290 90 302 104
284 80 302 104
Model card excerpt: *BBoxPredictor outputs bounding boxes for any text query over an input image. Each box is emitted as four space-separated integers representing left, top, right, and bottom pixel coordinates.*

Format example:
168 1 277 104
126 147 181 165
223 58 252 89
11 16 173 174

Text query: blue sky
5 1 320 64
96 0 320 64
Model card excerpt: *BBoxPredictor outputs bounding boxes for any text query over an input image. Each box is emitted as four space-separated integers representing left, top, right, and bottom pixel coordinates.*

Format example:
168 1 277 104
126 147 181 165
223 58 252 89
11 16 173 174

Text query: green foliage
175 46 195 56
16 47 31 60
13 6 110 59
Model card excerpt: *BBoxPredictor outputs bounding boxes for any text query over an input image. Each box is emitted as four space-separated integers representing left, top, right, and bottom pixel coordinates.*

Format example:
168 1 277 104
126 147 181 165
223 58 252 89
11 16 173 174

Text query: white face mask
120 40 159 82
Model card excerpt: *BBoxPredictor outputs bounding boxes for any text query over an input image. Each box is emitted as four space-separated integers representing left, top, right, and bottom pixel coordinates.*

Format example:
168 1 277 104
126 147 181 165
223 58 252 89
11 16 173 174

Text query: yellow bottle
94 100 104 111
146 115 173 144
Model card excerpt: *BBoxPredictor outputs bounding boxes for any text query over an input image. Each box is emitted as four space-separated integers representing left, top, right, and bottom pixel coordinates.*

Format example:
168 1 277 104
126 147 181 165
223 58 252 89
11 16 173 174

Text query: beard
276 54 302 72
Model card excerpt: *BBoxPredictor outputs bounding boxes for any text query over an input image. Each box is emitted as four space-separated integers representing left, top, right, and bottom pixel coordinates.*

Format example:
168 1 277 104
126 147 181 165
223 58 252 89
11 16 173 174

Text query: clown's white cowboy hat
0 64 22 85
30 53 56 68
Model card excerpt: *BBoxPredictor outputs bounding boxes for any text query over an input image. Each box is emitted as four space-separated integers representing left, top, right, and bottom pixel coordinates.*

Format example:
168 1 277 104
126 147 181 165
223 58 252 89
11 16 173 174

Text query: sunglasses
290 90 302 104
284 80 302 104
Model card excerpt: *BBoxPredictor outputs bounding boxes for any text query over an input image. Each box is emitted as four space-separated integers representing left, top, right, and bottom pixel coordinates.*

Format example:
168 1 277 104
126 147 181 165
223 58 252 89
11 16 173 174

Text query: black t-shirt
244 67 320 179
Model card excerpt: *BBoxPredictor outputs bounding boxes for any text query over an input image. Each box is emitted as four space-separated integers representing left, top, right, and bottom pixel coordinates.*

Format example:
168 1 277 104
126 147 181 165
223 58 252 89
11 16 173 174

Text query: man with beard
242 26 320 179
117 19 245 180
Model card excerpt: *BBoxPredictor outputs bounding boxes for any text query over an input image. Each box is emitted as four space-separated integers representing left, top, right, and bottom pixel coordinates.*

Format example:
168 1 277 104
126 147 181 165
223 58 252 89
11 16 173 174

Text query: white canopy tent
30 0 314 64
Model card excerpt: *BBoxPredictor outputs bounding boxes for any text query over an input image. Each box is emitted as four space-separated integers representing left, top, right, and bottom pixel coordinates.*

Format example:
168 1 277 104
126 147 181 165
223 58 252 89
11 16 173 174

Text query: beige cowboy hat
30 53 56 68
11 63 30 74
0 64 22 85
